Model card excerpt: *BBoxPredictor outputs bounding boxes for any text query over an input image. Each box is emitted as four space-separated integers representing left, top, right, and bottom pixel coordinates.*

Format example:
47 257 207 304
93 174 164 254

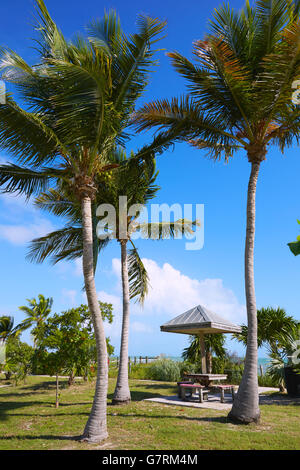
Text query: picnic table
182 373 228 387
180 374 236 403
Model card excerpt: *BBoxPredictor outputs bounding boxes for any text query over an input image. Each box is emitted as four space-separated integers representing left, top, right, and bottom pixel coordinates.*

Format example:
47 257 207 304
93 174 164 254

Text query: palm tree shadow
107 383 177 403
259 393 300 406
0 434 79 442
108 411 227 424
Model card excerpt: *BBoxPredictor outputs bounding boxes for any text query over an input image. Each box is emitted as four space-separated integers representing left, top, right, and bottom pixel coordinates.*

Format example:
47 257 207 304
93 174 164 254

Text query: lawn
0 376 299 450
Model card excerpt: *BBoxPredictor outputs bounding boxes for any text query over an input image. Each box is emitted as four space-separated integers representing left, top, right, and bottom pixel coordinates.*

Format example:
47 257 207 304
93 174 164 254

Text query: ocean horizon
112 355 270 366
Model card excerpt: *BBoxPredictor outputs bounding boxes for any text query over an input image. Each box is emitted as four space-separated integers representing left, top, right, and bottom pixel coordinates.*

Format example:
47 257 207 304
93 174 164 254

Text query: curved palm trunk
80 196 108 442
112 240 131 404
228 162 261 424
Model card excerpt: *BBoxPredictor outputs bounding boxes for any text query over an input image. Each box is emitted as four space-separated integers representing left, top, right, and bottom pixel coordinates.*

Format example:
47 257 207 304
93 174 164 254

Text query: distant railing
110 356 159 369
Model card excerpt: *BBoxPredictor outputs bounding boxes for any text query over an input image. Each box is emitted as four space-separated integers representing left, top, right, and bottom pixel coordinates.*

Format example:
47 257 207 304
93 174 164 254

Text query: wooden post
260 365 263 376
134 356 137 365
140 356 142 364
199 334 207 374
146 356 148 364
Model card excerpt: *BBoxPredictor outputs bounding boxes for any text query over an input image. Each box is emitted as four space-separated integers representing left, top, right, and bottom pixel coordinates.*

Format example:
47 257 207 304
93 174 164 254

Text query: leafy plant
147 358 182 382
288 220 300 255
4 337 34 384
182 334 227 373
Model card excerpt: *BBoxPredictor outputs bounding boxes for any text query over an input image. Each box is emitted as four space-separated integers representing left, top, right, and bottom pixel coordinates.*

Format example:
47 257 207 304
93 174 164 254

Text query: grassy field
0 375 299 450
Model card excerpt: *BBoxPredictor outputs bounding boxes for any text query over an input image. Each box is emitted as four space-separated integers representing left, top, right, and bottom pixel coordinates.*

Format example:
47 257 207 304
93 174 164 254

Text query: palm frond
127 244 149 304
27 226 82 264
134 219 200 240
0 95 64 167
0 164 51 199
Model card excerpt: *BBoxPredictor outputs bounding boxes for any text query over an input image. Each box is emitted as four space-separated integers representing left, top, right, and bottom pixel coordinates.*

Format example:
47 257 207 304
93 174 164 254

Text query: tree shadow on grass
0 400 92 422
108 383 177 403
107 410 227 424
259 393 300 406
0 380 70 399
0 434 79 442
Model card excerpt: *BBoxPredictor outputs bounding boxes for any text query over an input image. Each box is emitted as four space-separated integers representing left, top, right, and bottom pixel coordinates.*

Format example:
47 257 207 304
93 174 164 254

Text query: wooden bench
177 381 194 397
179 383 210 403
212 384 235 403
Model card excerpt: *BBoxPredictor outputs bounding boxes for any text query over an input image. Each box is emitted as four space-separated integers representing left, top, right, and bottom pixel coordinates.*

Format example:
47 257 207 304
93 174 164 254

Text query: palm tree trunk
80 196 108 443
112 240 131 404
206 350 213 374
228 162 261 424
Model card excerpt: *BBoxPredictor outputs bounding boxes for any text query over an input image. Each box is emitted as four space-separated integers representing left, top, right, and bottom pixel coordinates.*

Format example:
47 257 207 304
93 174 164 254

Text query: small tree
182 334 226 373
35 303 114 394
4 337 34 384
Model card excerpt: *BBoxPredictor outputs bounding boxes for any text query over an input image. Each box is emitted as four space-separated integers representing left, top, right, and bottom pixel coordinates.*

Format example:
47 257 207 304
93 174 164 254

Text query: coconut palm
28 152 199 404
0 316 19 342
0 0 165 442
131 0 300 423
17 295 53 347
182 334 226 373
96 154 199 404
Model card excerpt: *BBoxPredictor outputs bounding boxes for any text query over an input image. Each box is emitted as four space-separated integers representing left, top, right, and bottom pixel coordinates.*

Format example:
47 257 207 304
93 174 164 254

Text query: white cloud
138 258 246 324
0 219 54 245
98 257 246 355
109 257 246 326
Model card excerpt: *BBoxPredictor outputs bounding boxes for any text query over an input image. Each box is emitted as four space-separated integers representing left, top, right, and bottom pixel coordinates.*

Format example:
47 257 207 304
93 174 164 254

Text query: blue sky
0 0 299 359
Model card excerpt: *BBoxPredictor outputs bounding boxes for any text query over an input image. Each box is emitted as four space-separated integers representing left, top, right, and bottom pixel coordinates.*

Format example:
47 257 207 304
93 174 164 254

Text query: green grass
0 375 299 450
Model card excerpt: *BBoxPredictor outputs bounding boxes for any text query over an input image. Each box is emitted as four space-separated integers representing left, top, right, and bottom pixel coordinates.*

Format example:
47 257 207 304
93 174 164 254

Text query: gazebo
160 304 242 374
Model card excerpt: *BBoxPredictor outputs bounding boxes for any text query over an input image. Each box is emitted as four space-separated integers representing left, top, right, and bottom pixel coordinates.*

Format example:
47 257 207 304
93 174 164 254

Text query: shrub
258 373 279 388
147 359 182 382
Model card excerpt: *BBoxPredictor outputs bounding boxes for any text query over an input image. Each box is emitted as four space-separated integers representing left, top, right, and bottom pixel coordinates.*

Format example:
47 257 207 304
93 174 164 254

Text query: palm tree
182 334 226 373
17 295 53 347
0 316 20 378
267 323 300 391
97 155 199 404
0 316 19 342
28 153 199 405
0 0 165 442
235 306 299 391
235 306 299 354
131 0 300 423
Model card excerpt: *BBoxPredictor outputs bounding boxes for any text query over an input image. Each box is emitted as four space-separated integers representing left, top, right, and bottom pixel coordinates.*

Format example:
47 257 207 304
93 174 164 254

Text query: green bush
258 373 279 388
147 359 181 382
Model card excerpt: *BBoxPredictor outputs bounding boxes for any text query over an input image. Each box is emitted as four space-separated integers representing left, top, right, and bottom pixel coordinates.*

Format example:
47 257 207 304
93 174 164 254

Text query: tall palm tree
132 0 300 423
0 0 165 442
182 334 227 373
17 295 53 347
96 155 199 404
28 153 199 404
